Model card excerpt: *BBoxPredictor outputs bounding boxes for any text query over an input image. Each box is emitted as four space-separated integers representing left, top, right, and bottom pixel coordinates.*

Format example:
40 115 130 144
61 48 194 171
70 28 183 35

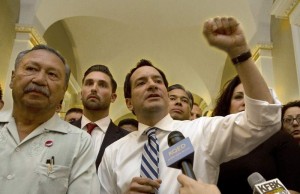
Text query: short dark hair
168 84 194 109
212 75 241 116
14 44 70 88
118 118 138 128
282 100 300 120
124 59 168 98
66 107 83 115
82 64 117 93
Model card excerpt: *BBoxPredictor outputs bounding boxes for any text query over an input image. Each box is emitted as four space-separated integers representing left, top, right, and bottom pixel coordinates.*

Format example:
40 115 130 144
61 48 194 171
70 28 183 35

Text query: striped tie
141 127 159 180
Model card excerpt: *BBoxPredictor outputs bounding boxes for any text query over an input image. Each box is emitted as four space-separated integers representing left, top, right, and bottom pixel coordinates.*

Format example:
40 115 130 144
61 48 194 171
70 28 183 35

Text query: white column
271 0 300 98
252 44 275 89
289 3 300 98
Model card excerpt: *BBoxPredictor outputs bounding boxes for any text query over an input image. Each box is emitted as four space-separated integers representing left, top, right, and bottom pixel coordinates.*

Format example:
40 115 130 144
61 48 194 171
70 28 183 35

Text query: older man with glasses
282 100 300 145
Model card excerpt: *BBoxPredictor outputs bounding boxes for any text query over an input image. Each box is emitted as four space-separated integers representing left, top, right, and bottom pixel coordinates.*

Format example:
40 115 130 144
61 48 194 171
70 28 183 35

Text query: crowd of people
0 16 299 194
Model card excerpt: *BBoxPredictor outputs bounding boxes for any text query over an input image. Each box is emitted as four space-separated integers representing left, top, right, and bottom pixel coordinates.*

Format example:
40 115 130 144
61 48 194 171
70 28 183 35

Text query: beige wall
0 0 19 93
44 20 79 81
271 16 299 104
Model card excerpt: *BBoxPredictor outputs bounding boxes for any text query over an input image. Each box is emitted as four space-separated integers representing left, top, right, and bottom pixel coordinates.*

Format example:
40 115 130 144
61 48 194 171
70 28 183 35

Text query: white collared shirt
99 91 282 194
0 112 100 194
81 115 110 159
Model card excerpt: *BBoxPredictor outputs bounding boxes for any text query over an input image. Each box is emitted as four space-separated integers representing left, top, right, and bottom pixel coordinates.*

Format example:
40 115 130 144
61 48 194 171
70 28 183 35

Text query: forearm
203 17 274 104
225 34 273 104
235 57 274 104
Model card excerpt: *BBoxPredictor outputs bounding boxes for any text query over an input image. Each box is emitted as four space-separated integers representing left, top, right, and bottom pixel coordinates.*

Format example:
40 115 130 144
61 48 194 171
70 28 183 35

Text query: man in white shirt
0 45 99 194
99 17 282 194
71 65 128 170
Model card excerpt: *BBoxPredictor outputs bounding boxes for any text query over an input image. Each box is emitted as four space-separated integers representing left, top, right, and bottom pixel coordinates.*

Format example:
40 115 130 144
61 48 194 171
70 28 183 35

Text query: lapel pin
45 140 53 147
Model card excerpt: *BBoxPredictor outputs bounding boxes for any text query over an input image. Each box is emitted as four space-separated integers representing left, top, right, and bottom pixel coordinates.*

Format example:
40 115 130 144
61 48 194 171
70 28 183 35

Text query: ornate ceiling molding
271 0 299 19
15 24 46 45
252 43 273 61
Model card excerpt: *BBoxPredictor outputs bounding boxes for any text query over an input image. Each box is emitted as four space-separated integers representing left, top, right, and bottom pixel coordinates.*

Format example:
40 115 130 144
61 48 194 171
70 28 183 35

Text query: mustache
24 83 50 97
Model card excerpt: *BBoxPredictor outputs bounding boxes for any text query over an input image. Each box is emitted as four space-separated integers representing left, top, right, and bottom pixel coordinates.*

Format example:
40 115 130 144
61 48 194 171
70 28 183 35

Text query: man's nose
175 98 182 105
32 71 47 85
148 79 158 89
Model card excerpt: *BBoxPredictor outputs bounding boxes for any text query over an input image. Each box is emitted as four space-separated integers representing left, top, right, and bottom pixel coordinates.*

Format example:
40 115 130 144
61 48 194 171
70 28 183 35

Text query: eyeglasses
283 115 300 126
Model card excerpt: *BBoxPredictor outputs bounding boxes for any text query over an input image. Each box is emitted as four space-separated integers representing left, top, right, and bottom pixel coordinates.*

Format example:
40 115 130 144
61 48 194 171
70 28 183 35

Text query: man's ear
9 71 15 89
111 93 117 103
125 98 133 111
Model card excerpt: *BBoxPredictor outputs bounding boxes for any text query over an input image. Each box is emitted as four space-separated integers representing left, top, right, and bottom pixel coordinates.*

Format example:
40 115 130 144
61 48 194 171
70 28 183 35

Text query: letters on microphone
254 179 289 194
248 172 290 194
163 137 194 168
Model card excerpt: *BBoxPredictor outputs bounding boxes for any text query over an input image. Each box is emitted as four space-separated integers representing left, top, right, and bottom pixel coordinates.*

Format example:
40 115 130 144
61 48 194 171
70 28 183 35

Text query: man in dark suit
72 64 128 170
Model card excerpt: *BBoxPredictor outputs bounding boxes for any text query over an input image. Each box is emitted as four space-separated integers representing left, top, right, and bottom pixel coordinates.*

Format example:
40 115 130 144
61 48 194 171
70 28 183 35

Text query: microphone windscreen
247 172 266 190
168 131 185 146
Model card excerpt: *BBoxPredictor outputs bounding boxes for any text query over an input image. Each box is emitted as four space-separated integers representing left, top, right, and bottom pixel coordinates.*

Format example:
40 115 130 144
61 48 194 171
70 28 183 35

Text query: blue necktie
141 127 159 179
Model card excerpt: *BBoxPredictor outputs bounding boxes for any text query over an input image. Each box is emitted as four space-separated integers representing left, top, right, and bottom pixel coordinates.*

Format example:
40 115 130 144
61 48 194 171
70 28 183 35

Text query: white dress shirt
81 115 110 159
0 111 100 194
99 91 282 194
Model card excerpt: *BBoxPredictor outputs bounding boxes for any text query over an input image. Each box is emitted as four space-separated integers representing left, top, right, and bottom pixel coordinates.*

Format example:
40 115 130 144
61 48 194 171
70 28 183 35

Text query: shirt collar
0 109 12 123
3 111 70 134
81 115 110 133
137 114 174 136
43 114 70 133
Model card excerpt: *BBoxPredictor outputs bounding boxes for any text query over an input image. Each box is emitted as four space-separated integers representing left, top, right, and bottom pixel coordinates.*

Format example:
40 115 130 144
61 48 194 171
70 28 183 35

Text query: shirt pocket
35 163 70 194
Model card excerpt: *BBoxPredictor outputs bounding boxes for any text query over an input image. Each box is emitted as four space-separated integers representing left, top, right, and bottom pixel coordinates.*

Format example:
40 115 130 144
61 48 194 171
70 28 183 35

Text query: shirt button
15 147 21 152
7 174 15 180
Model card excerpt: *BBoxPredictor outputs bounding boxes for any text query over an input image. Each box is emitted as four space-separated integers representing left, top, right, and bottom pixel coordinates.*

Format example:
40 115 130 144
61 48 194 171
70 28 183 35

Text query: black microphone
164 131 196 180
247 172 290 194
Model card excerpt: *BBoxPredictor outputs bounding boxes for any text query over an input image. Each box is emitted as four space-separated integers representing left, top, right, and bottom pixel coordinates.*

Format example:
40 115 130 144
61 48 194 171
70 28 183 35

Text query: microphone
247 172 290 194
162 131 196 180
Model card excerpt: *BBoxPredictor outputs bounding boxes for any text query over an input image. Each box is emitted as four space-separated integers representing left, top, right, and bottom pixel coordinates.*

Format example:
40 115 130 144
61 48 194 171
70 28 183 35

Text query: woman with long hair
213 75 300 194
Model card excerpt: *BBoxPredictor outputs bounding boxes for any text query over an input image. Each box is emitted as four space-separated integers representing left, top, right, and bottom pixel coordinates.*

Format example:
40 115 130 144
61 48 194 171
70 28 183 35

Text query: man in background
168 84 194 120
64 107 83 123
118 118 138 132
190 103 202 120
71 64 128 170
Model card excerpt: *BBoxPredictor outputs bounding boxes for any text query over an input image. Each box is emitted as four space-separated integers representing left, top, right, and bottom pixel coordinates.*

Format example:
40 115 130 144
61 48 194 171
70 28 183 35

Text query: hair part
14 44 71 88
66 107 83 115
212 75 241 116
282 100 300 120
82 64 117 93
168 84 194 109
123 59 168 99
118 118 138 128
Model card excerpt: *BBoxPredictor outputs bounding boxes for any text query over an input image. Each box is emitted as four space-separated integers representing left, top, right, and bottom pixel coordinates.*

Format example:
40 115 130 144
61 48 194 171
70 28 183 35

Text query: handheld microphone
162 131 196 180
247 172 290 194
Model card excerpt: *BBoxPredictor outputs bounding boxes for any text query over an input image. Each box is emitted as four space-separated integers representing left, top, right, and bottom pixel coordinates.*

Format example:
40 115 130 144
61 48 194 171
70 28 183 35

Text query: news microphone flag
163 137 194 168
248 172 290 194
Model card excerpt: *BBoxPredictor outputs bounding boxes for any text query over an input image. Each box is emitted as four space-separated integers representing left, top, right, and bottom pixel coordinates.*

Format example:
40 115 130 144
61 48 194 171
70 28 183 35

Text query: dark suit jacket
71 117 129 170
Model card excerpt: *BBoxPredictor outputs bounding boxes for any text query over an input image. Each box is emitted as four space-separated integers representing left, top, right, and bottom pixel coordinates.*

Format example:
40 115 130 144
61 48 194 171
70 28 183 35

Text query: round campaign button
45 140 53 147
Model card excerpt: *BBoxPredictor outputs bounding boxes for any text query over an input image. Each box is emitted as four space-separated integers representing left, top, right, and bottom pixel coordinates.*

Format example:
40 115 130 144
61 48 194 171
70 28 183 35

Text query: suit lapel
96 120 120 169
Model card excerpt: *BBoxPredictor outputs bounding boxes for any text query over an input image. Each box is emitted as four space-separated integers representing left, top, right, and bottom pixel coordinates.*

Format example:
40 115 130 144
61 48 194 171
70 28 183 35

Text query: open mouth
147 94 160 99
